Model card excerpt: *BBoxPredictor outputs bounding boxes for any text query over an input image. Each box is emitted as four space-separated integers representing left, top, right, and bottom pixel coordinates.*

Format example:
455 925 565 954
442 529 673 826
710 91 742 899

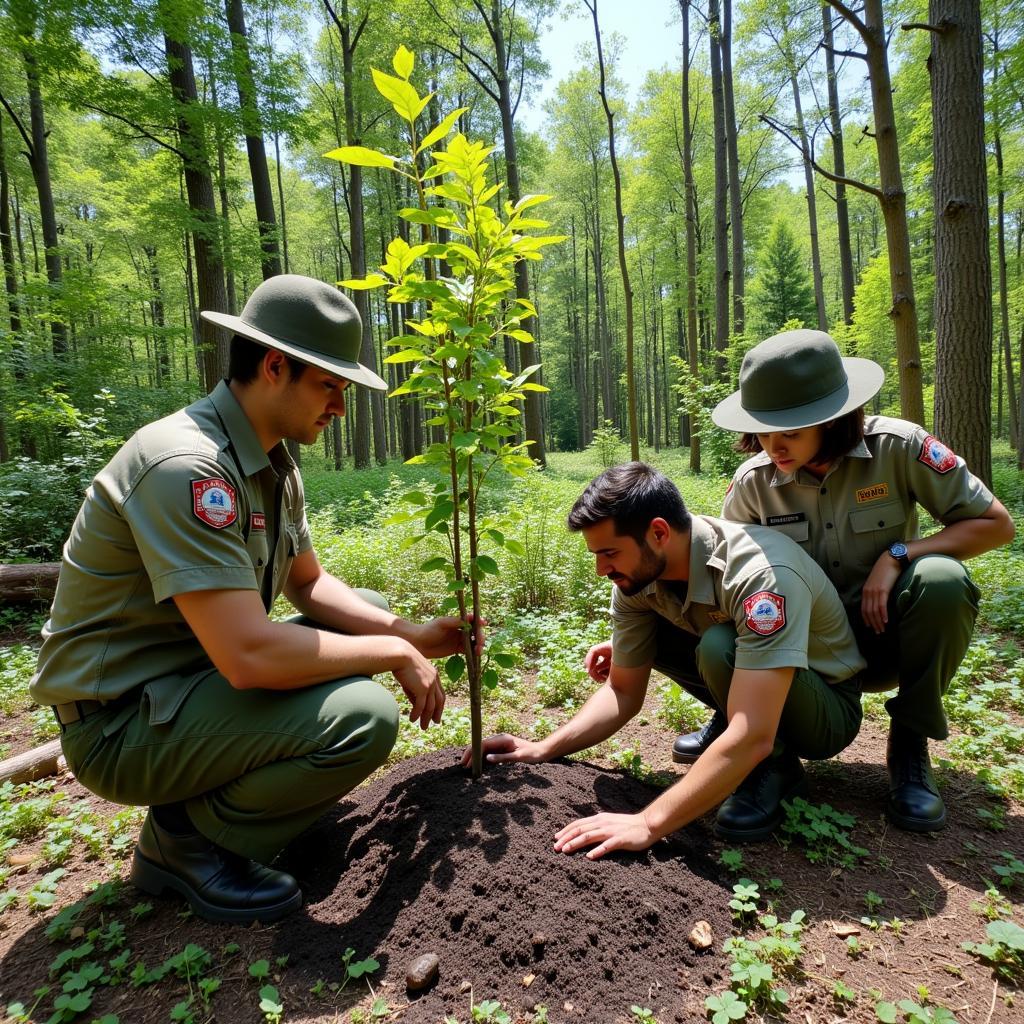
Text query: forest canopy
0 0 1021 561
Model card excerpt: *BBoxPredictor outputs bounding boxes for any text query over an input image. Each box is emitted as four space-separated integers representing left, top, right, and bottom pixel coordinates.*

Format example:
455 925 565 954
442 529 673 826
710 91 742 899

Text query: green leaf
512 193 552 212
504 539 526 556
392 45 414 79
482 668 500 689
475 555 499 575
399 207 459 227
248 959 270 980
384 349 426 364
517 382 550 392
419 556 448 572
324 146 396 169
417 107 470 153
445 655 465 683
492 652 516 668
339 274 389 290
371 68 430 123
505 328 534 343
987 919 1024 950
403 491 430 505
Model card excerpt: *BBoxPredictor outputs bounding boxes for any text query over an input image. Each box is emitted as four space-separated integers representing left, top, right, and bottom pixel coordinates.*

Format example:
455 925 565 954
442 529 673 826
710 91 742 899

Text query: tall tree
750 216 818 334
224 0 283 279
923 0 992 484
708 0 730 377
680 1 700 472
721 0 744 338
585 1 638 461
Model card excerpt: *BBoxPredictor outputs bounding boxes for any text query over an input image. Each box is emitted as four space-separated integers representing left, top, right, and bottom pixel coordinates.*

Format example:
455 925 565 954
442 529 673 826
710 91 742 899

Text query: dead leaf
522 974 535 987
688 920 714 950
69 927 85 940
7 852 35 868
831 922 860 938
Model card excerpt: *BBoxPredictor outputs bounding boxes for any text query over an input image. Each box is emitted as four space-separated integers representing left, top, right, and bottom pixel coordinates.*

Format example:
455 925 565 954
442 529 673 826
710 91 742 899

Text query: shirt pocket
848 501 908 570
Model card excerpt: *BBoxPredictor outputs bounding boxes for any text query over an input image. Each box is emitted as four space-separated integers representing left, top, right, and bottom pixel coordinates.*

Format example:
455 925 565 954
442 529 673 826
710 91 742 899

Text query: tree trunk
829 0 924 423
0 115 22 339
709 0 730 378
225 0 283 280
680 0 700 471
790 69 827 331
722 0 744 338
929 0 991 485
486 0 546 466
588 1 639 461
163 22 229 391
207 64 237 316
822 3 855 325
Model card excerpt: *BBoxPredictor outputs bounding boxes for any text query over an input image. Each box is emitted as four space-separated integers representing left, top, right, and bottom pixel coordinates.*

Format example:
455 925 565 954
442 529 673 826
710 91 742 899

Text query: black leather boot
130 810 302 923
886 722 946 832
715 749 807 842
672 711 728 764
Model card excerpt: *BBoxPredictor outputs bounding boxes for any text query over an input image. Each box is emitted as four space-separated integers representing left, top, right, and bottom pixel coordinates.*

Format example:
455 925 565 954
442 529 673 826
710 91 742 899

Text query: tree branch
0 91 33 157
759 112 882 199
901 21 949 35
820 41 867 62
81 103 183 159
825 0 871 49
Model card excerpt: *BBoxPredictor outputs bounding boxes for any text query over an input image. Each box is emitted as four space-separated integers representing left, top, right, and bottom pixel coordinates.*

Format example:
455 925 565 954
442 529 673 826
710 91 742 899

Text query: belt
51 699 108 728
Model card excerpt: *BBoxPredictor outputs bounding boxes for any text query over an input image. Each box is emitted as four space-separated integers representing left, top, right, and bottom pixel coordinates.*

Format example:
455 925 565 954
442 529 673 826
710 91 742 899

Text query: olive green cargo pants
58 591 399 864
654 621 863 759
848 555 979 741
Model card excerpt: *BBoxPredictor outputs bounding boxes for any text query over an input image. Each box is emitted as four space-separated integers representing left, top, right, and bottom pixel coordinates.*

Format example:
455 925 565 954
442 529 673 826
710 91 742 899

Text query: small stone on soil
405 953 440 991
688 920 714 950
831 922 860 938
523 973 535 987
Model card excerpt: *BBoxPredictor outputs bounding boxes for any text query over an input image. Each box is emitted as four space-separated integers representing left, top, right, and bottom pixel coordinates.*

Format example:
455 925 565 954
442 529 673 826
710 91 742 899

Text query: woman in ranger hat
672 329 1015 832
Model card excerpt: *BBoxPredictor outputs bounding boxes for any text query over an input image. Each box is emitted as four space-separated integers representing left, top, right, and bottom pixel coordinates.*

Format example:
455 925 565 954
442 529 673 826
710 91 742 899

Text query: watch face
890 542 908 558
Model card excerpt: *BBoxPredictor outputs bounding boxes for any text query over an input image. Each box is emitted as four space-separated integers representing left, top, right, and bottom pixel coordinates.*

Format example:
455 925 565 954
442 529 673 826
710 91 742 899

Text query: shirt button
820 487 827 495
878 520 885 527
826 523 833 529
832 560 840 567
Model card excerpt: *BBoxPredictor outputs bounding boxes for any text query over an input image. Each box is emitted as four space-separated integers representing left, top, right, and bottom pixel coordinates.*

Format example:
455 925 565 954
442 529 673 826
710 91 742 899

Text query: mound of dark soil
275 750 732 1023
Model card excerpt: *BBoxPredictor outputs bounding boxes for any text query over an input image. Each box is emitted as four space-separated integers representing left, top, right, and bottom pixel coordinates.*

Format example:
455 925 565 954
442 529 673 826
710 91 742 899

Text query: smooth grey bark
708 0 730 378
722 0 744 337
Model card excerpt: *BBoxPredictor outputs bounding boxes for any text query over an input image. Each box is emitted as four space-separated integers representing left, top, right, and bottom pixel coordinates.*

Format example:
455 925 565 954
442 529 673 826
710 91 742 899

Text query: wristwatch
888 541 911 570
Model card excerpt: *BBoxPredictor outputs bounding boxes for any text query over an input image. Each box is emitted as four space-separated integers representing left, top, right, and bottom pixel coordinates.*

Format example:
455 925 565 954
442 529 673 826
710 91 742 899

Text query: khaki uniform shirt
721 415 994 606
31 381 313 708
611 515 866 684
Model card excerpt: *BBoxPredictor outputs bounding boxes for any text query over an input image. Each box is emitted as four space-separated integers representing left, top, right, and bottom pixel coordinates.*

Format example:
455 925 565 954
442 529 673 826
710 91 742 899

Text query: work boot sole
671 748 702 765
130 850 302 924
713 776 809 843
885 802 947 833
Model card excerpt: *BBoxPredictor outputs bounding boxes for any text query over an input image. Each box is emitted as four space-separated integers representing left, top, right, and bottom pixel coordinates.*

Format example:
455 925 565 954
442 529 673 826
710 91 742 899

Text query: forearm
537 681 645 760
907 502 1015 563
231 618 417 690
286 570 415 642
643 732 767 840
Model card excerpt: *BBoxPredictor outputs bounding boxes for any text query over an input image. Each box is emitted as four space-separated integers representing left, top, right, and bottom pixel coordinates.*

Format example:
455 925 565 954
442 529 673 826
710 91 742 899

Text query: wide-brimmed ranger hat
201 274 387 391
711 329 884 433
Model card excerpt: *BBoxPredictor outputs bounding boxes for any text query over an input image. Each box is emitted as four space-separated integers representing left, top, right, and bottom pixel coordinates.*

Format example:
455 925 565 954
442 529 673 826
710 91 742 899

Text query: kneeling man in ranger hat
31 275 476 923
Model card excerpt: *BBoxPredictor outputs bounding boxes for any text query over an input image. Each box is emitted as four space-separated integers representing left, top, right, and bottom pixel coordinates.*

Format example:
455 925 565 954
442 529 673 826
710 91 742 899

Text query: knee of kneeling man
353 588 390 612
362 684 400 760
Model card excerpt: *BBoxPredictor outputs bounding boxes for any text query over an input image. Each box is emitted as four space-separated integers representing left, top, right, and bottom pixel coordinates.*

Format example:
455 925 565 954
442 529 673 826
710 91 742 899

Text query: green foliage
471 999 511 1024
780 797 868 868
963 919 1024 982
340 947 379 990
329 44 561 775
587 420 626 468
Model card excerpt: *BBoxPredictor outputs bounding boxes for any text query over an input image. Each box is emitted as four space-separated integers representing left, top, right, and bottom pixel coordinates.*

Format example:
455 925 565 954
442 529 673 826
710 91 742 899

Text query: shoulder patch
918 435 958 474
743 591 787 636
192 477 237 529
250 512 266 532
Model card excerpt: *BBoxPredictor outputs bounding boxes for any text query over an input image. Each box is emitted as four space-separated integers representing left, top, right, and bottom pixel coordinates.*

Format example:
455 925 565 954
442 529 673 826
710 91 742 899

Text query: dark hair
228 334 307 384
567 462 691 543
736 408 866 464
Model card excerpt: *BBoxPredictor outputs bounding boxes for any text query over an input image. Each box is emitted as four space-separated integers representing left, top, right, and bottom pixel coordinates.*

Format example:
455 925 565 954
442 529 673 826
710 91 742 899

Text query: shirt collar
642 516 719 613
768 437 872 488
208 380 293 478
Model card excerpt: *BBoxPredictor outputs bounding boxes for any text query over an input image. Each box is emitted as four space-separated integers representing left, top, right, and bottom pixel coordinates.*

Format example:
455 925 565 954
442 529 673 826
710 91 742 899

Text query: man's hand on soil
553 811 656 860
460 733 545 769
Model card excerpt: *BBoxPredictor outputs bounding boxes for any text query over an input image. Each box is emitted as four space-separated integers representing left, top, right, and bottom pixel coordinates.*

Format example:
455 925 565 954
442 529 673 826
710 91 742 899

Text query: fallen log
0 738 65 785
0 563 59 606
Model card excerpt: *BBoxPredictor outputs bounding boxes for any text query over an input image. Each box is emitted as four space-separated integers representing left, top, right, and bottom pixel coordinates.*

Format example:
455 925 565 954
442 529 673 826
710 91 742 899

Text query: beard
610 541 667 596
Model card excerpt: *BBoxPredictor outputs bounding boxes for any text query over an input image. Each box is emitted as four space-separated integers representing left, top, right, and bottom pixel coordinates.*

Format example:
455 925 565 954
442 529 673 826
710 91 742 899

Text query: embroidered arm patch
191 477 238 529
918 435 957 474
743 591 787 635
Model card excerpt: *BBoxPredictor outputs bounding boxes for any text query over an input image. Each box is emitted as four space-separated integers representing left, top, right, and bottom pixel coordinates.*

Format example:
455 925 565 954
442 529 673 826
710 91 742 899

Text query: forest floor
1 654 1022 1024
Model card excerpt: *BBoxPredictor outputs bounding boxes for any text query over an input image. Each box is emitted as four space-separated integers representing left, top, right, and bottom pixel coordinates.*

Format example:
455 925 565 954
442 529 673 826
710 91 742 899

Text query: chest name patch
918 435 957 474
251 512 266 532
766 512 806 526
191 477 237 529
856 483 890 503
743 591 787 636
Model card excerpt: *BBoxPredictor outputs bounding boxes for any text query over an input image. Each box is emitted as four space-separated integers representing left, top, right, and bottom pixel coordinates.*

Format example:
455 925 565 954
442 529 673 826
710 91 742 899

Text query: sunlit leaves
324 146 396 169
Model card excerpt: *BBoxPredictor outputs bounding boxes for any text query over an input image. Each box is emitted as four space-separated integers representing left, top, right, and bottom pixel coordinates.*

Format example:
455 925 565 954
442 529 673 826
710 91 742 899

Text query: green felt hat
711 329 884 433
201 274 387 391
